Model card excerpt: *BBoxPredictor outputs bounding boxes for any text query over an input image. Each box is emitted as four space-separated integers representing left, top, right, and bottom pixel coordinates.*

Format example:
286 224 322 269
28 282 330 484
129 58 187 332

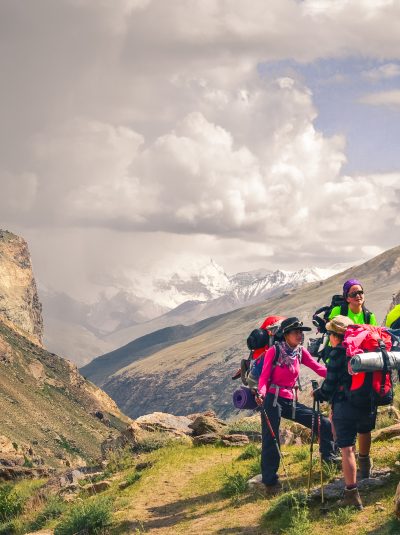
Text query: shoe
338 487 363 510
358 455 373 479
262 480 283 496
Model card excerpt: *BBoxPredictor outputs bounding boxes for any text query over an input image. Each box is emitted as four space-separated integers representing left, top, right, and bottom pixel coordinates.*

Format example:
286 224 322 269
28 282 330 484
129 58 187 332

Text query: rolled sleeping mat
232 387 258 410
349 351 400 373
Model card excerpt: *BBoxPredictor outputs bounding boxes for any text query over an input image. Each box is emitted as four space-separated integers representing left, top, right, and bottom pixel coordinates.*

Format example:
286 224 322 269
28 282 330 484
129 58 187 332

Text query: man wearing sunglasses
328 279 377 326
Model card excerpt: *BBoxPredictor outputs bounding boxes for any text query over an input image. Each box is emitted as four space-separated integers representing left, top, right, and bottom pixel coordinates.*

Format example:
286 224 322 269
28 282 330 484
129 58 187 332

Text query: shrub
124 472 142 487
237 444 260 461
292 447 309 463
54 497 113 535
0 484 24 522
262 490 309 532
221 472 248 499
28 496 66 530
133 432 174 454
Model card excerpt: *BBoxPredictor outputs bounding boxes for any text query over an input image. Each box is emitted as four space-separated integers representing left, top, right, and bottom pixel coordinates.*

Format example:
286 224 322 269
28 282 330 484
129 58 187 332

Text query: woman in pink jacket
258 317 336 492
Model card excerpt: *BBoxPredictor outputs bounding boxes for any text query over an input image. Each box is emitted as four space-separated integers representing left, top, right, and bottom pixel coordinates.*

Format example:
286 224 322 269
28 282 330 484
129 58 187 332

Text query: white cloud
1 0 400 296
359 90 400 107
362 63 400 81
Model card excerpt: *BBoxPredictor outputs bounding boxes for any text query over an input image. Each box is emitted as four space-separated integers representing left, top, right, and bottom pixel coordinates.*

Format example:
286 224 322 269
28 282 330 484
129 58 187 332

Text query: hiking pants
261 392 335 485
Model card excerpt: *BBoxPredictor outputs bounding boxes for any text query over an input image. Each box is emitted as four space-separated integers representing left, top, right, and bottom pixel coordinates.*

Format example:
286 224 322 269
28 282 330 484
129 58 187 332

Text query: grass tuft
0 484 24 523
237 444 260 461
221 471 248 499
327 506 356 525
54 496 113 535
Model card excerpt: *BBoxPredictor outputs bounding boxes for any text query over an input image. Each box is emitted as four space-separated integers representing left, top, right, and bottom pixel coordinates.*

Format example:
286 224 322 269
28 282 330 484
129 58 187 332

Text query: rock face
0 230 43 345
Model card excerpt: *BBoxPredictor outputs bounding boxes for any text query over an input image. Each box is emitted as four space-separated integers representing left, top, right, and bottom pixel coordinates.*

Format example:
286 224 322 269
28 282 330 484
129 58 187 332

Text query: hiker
257 317 336 493
313 315 377 510
329 279 377 325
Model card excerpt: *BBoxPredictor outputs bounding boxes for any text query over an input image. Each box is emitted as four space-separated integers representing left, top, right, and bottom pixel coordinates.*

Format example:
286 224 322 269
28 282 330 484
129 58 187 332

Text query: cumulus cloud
1 0 400 295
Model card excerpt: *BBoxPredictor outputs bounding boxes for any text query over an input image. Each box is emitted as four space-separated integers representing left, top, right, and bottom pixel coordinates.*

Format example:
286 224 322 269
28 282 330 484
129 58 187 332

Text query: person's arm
301 347 327 378
257 346 276 397
314 348 345 402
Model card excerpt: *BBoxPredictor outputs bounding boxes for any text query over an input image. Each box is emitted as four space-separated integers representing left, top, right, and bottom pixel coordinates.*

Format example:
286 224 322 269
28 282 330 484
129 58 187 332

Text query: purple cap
343 279 363 297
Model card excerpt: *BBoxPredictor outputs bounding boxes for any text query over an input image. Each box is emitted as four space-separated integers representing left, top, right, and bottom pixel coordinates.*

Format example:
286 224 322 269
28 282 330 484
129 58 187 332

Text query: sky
1 0 400 302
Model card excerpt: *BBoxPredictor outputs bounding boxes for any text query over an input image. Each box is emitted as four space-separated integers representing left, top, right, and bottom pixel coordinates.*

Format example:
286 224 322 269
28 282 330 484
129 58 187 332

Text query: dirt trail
117 448 267 534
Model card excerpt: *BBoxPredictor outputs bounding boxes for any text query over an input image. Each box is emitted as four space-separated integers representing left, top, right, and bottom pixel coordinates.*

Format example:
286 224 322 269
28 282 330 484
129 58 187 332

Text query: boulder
309 468 392 501
122 421 144 444
193 433 221 445
81 480 112 495
100 434 129 458
395 481 400 520
189 415 226 436
220 434 249 446
136 412 193 436
372 423 400 442
378 405 400 422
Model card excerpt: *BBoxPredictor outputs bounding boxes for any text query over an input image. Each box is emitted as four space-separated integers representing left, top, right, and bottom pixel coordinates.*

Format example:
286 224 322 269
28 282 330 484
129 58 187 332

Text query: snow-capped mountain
40 259 358 365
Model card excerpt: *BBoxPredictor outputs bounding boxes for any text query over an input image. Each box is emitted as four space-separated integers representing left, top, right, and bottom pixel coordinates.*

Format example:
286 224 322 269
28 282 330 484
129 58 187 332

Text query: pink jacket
258 345 327 399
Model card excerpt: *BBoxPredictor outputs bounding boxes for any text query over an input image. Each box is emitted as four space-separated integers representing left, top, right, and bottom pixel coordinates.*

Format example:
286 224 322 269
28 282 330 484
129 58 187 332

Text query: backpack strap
362 306 372 324
340 302 349 316
378 339 391 396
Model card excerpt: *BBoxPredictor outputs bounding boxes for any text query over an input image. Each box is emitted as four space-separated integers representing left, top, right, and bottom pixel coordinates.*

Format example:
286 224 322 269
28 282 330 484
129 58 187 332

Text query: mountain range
81 245 400 419
40 260 354 365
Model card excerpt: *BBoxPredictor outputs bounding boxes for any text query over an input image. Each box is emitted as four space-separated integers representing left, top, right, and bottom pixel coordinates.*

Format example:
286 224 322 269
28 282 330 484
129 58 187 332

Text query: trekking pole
316 400 324 504
307 396 316 494
255 393 291 484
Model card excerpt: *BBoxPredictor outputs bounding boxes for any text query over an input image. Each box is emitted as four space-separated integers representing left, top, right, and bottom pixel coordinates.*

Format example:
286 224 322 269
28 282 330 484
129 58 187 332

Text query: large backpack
312 294 372 334
343 325 393 408
309 295 372 363
231 316 285 389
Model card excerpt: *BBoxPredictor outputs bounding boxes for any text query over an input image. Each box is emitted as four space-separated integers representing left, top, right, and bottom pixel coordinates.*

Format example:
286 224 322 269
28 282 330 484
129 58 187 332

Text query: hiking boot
358 455 373 479
338 487 363 510
262 480 283 496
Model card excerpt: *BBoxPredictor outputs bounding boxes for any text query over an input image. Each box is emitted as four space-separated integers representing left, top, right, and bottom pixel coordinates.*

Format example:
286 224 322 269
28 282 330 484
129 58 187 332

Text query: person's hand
254 392 264 406
312 387 323 402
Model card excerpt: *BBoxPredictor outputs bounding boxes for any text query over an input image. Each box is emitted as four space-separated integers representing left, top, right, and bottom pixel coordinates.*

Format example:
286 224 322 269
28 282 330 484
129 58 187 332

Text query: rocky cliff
0 230 131 473
0 230 43 345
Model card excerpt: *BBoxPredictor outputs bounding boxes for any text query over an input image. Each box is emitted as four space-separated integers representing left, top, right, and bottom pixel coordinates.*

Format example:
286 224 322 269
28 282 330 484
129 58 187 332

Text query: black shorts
332 399 377 448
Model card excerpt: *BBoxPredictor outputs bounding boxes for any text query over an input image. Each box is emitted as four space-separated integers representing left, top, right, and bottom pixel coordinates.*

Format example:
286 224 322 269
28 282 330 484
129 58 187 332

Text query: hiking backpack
343 324 394 408
231 316 285 389
312 294 372 334
309 295 372 363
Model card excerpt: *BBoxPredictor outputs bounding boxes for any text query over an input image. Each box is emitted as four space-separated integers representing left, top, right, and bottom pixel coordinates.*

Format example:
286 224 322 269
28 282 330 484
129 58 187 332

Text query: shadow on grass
364 518 400 535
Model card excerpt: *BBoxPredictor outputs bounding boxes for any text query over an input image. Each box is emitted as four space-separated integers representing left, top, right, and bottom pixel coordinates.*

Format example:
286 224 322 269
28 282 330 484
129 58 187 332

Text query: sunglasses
348 290 364 298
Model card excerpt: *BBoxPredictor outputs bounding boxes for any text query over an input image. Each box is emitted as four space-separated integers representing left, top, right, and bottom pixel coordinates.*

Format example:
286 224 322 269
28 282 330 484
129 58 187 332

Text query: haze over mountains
82 245 400 419
40 259 354 365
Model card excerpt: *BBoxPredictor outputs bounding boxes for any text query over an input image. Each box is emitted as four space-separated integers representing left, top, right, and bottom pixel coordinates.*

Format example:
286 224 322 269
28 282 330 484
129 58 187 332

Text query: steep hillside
85 245 400 418
0 230 131 469
81 315 227 387
0 317 130 468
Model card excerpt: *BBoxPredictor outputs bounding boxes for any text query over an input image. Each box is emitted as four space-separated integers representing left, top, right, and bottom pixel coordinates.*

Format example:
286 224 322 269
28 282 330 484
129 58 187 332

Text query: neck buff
277 341 302 370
